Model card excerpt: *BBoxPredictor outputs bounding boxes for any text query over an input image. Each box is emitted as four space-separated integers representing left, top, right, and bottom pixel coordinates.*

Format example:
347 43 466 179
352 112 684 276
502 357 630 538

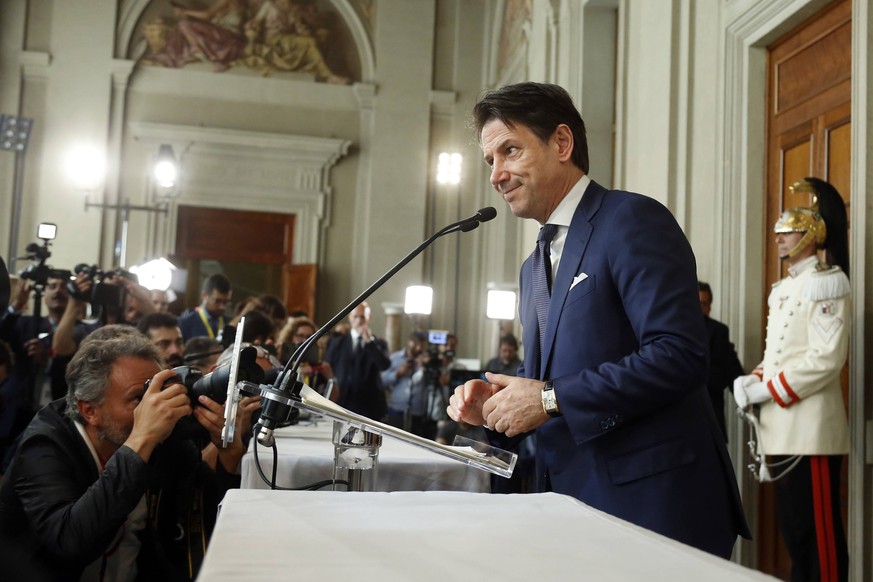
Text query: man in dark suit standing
448 82 748 557
324 302 390 420
698 281 744 441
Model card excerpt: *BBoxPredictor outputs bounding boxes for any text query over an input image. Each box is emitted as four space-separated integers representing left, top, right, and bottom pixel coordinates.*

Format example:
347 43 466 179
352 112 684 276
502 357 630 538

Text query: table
241 420 490 493
198 489 776 581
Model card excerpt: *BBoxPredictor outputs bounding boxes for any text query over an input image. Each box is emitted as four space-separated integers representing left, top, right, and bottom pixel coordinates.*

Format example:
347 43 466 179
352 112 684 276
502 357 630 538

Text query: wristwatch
541 380 561 417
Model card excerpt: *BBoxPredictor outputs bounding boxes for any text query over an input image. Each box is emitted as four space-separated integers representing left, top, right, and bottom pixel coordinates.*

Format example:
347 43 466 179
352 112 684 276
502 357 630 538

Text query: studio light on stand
129 257 176 291
486 286 517 360
436 152 463 333
486 289 517 320
404 285 433 315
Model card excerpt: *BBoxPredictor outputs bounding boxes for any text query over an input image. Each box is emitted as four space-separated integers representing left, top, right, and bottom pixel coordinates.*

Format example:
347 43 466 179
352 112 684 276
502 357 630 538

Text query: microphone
253 206 497 447
474 206 497 222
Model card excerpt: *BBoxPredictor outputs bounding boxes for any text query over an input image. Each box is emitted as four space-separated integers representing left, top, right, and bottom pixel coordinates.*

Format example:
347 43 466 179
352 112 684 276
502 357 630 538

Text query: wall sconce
404 285 433 315
153 144 178 191
486 289 517 320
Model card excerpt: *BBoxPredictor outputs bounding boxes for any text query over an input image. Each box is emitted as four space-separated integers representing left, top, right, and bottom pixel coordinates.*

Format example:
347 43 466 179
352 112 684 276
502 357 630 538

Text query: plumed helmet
775 178 849 276
773 207 826 258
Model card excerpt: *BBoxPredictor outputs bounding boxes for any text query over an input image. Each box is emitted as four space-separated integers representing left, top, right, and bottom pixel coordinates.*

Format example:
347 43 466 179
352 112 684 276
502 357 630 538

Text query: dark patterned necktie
532 223 558 354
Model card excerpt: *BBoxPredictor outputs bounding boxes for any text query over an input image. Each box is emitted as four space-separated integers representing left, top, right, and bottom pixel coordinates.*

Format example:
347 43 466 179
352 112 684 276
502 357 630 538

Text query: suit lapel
541 180 607 377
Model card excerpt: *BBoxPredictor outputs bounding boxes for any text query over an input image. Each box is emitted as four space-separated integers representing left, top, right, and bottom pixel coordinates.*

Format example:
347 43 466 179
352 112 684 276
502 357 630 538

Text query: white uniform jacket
753 255 850 455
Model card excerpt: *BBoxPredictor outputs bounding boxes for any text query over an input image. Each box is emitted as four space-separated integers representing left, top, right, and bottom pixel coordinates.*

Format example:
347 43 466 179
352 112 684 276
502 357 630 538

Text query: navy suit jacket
703 316 744 441
517 181 749 556
325 333 391 420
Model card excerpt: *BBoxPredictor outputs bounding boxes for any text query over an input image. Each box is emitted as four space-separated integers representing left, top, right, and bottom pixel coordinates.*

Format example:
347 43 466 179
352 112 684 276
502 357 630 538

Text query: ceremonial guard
734 177 850 582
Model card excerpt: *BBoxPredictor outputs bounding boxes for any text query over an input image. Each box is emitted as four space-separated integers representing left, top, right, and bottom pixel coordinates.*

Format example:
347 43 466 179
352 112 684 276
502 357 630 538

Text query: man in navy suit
324 302 390 420
448 82 749 557
698 281 744 441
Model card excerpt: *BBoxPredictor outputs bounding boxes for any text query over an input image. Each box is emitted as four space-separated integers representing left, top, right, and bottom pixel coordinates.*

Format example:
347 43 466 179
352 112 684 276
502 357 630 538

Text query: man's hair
83 324 142 343
65 333 161 423
137 312 181 336
202 273 232 295
499 334 518 350
256 294 287 322
472 82 589 174
698 281 713 301
240 309 275 343
184 336 222 366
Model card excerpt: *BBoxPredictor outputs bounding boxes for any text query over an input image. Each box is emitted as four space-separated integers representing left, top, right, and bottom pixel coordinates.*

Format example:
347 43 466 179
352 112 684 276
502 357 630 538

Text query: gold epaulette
804 265 850 302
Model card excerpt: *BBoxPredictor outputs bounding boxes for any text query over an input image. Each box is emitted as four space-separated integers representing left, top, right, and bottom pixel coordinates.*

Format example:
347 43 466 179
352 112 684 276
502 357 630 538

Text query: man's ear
78 399 99 427
552 124 574 162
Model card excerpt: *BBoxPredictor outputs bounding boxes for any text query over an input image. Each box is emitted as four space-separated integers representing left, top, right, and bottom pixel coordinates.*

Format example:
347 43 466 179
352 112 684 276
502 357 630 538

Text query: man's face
349 305 370 331
148 326 185 368
151 290 170 312
202 290 231 317
480 118 567 224
43 277 69 312
499 342 517 364
699 291 712 318
91 357 161 448
776 232 808 260
406 338 423 357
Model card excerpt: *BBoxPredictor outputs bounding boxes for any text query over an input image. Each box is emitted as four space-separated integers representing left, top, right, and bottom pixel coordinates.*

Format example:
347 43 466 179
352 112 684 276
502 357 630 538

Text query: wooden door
761 0 851 578
173 205 317 320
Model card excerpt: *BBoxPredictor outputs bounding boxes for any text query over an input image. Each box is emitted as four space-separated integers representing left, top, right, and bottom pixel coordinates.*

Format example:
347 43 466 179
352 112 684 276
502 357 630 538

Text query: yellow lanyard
196 307 224 339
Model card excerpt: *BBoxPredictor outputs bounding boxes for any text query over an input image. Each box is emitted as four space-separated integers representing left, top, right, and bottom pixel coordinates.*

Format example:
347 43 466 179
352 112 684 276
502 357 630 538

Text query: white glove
744 381 772 405
732 374 758 409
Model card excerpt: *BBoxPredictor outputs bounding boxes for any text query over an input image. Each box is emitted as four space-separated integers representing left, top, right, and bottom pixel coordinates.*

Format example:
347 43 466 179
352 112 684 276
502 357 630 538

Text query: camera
67 263 139 307
165 346 265 405
18 223 71 288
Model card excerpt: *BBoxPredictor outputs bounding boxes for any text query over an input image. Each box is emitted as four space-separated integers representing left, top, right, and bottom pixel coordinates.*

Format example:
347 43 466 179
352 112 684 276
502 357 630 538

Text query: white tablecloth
242 420 490 492
198 489 775 581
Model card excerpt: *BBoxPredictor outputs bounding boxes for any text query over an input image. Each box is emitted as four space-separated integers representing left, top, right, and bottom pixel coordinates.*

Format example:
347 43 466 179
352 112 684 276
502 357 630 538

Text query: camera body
422 329 450 381
18 242 71 288
67 263 138 307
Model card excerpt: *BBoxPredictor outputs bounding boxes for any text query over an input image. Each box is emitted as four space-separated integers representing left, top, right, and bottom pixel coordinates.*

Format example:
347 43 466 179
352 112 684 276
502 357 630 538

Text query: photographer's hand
195 395 260 473
24 338 49 366
126 369 192 462
10 277 29 312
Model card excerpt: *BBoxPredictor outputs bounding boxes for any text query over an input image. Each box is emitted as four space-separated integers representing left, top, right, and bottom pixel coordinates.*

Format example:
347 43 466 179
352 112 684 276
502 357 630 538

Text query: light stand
82 144 178 267
84 197 169 268
1 114 34 272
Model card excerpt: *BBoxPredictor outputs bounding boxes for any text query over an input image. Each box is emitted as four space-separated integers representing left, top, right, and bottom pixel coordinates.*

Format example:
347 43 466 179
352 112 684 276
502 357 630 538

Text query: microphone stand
243 208 515 492
254 208 494 449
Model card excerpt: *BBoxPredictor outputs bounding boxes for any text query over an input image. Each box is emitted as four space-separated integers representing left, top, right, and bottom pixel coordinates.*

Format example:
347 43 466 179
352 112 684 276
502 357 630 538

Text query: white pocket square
570 273 589 290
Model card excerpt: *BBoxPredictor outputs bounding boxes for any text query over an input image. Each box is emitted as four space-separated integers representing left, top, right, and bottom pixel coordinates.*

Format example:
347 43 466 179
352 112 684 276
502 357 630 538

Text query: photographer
0 329 247 580
382 332 432 437
0 275 97 467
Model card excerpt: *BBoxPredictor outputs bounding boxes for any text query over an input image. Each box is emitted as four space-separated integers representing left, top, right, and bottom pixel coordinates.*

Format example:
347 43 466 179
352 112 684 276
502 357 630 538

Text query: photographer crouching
0 328 249 580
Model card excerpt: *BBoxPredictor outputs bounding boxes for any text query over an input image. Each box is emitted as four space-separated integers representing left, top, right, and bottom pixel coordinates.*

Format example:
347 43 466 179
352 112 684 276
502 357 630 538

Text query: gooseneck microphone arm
253 206 496 447
285 205 496 382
